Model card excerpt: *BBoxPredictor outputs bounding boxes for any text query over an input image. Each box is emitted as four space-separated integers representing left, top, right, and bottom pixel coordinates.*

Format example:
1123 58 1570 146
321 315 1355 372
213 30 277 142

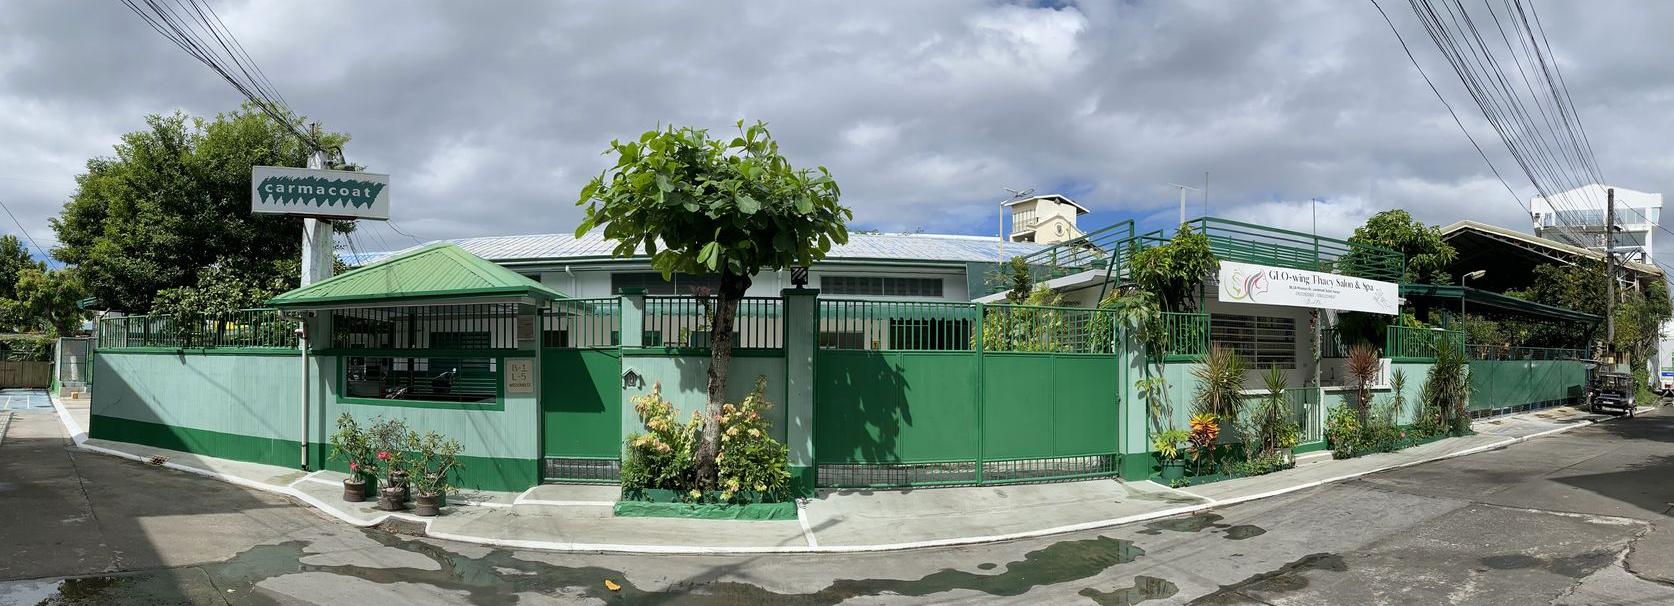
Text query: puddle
16 529 1149 605
1187 553 1347 604
1479 550 1617 578
1079 575 1179 605
1136 513 1266 540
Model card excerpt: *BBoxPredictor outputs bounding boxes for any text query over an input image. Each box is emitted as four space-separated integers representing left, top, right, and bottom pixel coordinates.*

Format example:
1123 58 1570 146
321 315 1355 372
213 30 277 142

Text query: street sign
251 166 390 220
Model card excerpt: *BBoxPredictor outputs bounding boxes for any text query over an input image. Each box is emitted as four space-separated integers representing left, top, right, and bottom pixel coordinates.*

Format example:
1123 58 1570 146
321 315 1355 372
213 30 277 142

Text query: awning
1399 283 1600 323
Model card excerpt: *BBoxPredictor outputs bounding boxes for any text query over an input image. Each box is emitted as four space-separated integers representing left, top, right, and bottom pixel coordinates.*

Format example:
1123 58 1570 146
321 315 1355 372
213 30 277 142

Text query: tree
150 258 299 346
1508 260 1673 360
51 103 349 312
577 121 849 486
1129 224 1217 312
1342 210 1457 284
0 235 35 301
14 268 86 337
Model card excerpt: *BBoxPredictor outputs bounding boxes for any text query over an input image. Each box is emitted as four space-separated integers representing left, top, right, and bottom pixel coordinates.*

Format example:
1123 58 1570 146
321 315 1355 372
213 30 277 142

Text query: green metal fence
644 296 783 349
97 309 297 350
542 298 621 348
817 299 979 351
1156 312 1210 358
1466 345 1586 361
813 299 1121 488
1385 326 1465 360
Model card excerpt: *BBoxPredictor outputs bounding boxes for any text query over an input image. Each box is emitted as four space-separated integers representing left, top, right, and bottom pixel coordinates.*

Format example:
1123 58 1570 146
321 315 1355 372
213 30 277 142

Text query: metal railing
1385 326 1464 360
981 304 1118 354
542 298 621 348
817 299 979 351
1155 312 1210 358
1142 218 1405 283
1002 220 1138 292
1466 345 1586 361
643 296 783 349
97 309 297 349
330 304 519 350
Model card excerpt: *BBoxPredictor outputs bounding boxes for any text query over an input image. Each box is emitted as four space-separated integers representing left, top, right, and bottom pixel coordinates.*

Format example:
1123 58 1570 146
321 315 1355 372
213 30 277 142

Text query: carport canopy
1399 283 1600 324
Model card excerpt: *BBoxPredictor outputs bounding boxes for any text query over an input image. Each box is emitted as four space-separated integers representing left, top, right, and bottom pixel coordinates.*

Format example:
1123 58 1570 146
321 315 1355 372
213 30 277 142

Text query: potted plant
404 430 464 517
369 418 410 510
1153 428 1190 481
327 413 375 502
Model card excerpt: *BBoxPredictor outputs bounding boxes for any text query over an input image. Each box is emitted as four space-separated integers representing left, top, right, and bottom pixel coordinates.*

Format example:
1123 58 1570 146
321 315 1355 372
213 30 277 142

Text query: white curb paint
0 411 12 447
514 499 616 507
796 499 818 548
50 389 1652 556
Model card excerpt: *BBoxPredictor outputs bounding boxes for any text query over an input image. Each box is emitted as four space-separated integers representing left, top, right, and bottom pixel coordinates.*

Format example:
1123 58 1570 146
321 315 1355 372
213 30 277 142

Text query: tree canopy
1129 224 1218 312
1342 210 1457 284
51 103 348 312
578 120 849 486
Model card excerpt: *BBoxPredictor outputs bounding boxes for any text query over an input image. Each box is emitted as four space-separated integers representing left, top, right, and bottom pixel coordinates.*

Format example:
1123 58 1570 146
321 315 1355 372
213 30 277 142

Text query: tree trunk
694 271 752 486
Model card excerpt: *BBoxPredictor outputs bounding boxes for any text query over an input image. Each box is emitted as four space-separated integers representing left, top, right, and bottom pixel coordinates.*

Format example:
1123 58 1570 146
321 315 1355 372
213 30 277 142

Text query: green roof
268 243 565 308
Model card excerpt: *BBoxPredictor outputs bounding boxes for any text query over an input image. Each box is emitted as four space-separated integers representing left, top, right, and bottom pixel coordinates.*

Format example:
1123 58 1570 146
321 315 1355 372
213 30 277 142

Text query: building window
1210 314 1296 369
822 276 944 297
342 356 498 404
610 272 721 295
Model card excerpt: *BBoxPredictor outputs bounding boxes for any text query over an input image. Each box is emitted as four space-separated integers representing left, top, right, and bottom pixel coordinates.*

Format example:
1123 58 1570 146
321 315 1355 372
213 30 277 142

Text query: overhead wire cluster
1374 0 1674 284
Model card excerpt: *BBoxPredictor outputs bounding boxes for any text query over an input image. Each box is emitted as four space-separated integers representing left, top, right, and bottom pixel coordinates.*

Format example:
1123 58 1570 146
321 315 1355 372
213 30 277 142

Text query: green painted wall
92 351 303 444
814 350 979 464
620 351 789 447
1468 359 1585 411
540 348 621 459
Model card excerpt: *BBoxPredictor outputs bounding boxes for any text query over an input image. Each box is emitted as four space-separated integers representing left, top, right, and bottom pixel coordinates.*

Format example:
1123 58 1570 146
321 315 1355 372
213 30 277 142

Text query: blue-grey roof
375 231 1050 265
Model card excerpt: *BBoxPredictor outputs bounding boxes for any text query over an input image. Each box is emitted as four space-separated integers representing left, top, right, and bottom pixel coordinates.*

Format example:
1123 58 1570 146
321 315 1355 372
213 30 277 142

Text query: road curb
47 392 1649 555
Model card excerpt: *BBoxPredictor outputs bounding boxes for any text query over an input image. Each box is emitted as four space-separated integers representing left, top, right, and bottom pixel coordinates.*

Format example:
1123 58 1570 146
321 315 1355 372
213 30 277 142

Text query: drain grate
543 457 620 482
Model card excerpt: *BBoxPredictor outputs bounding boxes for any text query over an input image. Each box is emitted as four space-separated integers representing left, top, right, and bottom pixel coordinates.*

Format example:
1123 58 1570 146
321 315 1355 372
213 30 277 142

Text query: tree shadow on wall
815 352 912 473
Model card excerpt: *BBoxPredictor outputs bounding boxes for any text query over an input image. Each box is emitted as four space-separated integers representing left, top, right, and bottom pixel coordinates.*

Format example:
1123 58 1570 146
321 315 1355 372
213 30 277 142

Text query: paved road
2 403 1672 605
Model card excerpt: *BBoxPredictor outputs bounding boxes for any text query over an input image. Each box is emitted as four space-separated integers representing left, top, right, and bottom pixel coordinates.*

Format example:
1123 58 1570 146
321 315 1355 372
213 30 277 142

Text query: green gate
813 300 1121 488
539 298 623 482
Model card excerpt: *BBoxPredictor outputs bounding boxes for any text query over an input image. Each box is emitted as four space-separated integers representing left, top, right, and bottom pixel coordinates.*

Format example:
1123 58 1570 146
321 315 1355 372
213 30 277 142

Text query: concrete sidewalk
47 393 1643 554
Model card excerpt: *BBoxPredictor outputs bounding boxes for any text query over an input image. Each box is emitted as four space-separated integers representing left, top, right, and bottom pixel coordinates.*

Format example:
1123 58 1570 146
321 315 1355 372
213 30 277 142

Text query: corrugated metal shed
377 232 1050 265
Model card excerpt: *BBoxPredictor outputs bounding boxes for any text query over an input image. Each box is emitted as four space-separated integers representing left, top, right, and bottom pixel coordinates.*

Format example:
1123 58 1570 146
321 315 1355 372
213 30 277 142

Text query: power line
0 198 48 260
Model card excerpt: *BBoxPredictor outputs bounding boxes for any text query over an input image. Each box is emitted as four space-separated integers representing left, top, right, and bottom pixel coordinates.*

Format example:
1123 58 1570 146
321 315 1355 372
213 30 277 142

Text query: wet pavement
2 402 1672 604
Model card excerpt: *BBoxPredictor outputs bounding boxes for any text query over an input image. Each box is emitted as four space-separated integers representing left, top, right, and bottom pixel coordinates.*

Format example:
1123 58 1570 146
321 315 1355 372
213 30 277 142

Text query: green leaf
794 196 813 214
736 194 761 215
655 174 674 193
698 241 720 270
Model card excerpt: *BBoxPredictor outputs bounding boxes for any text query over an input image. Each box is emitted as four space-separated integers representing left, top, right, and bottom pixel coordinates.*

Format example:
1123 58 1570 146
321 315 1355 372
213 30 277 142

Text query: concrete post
1116 325 1153 480
619 289 645 348
781 288 818 496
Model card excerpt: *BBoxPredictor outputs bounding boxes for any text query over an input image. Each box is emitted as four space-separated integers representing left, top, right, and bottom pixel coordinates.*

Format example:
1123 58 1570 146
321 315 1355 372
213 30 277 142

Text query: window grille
821 276 944 298
1210 313 1296 369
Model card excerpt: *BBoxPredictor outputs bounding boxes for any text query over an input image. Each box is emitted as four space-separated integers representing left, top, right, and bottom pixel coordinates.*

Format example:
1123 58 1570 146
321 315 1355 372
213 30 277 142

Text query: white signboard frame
1217 260 1399 315
251 166 390 220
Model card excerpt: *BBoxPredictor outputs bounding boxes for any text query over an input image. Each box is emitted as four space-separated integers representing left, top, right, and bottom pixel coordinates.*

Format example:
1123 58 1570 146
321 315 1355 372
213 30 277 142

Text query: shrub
1325 404 1361 459
621 383 700 495
1243 366 1301 459
1228 452 1293 477
368 417 410 480
621 376 792 503
1188 413 1220 474
1152 428 1190 462
1346 343 1381 422
715 377 791 502
1422 338 1471 433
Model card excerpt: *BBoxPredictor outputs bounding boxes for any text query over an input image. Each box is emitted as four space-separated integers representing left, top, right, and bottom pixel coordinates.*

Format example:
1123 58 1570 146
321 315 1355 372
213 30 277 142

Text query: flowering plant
620 382 700 496
714 376 790 502
368 417 410 481
1188 413 1220 474
327 413 375 483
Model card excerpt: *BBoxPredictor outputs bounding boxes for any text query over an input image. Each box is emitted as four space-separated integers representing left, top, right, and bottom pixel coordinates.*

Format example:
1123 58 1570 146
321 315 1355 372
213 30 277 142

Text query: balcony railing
1385 325 1464 360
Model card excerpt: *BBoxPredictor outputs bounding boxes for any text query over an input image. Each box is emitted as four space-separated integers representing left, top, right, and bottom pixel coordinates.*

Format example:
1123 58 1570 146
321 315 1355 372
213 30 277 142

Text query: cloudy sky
3 0 1673 264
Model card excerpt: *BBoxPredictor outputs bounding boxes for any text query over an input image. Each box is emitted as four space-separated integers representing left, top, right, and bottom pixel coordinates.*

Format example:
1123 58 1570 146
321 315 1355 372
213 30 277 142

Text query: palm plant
1192 345 1247 419
1346 343 1381 423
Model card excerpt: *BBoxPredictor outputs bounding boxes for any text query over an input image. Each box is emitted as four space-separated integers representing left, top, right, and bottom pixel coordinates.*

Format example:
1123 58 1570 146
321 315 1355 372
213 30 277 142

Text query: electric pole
1605 187 1616 362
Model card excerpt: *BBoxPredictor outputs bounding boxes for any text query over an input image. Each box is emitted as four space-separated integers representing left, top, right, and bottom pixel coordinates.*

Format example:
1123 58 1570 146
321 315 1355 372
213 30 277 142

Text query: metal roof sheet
384 231 1051 265
269 242 565 307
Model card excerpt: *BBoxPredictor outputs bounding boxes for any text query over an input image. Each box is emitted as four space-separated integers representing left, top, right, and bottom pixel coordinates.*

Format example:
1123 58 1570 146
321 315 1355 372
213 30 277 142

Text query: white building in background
1530 183 1662 264
1005 194 1088 244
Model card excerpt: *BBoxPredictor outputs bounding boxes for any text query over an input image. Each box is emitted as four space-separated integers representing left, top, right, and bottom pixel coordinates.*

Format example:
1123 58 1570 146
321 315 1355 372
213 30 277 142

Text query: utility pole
1168 183 1200 226
1605 187 1616 362
300 124 334 286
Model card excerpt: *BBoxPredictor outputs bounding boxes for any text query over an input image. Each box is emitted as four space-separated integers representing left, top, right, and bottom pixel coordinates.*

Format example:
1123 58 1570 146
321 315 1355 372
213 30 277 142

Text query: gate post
782 287 818 496
1117 325 1152 480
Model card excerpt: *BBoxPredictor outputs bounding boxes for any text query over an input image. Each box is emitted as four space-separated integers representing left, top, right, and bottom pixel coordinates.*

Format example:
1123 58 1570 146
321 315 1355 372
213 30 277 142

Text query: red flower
377 451 390 461
349 462 359 472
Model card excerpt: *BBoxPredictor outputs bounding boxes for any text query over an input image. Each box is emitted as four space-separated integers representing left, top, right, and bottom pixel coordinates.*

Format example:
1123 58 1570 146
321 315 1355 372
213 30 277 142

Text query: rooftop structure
1530 183 1663 263
1005 194 1088 244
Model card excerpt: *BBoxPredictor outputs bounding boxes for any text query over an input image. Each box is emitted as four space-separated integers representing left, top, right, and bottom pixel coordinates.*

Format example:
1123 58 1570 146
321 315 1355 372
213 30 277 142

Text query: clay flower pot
376 486 407 511
388 470 410 502
413 492 442 517
341 477 367 503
